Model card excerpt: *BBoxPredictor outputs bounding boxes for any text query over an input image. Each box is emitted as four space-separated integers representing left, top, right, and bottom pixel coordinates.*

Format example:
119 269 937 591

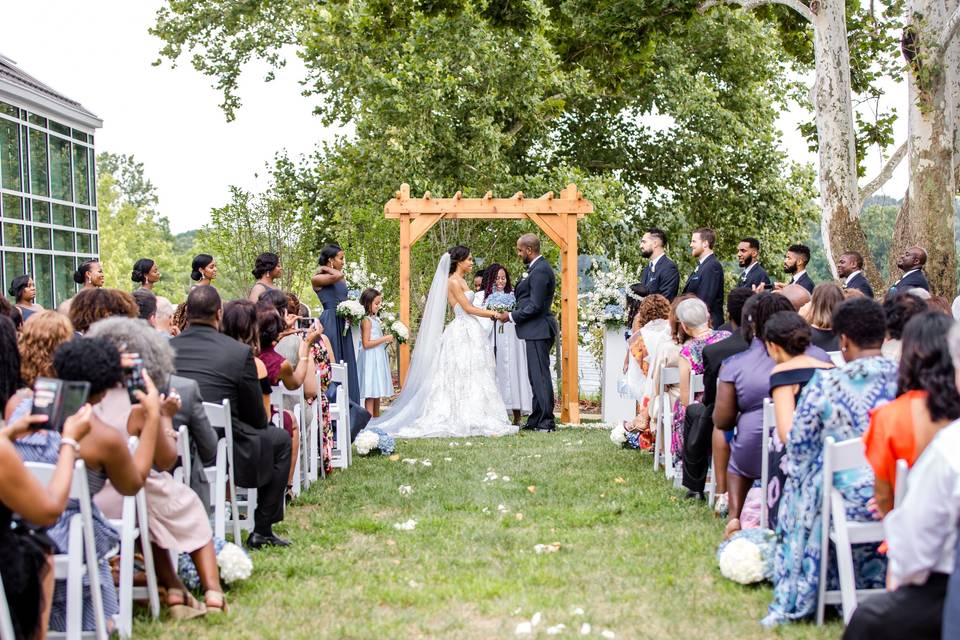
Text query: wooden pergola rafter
384 183 593 424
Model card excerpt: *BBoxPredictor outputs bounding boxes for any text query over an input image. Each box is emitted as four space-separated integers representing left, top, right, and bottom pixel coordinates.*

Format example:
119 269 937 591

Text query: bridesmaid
311 243 361 407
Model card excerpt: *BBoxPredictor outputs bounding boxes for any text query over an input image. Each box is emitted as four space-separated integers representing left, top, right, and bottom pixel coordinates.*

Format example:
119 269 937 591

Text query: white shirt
649 253 664 272
844 270 863 286
885 419 960 587
791 270 807 283
952 295 960 320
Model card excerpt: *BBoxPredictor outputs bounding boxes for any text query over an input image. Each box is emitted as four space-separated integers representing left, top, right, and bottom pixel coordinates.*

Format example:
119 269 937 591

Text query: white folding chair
309 369 325 481
827 351 845 367
759 398 775 529
0 566 15 640
816 436 886 625
203 400 247 542
329 362 353 469
690 373 704 403
271 384 308 495
25 460 108 640
653 367 680 479
894 459 909 507
172 425 191 486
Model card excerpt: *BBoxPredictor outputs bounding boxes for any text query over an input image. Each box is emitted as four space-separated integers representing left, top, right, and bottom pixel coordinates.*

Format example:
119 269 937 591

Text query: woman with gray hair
86 317 228 616
668 297 730 479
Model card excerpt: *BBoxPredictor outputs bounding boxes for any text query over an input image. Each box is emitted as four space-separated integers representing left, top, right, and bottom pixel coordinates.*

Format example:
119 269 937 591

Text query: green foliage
96 153 192 301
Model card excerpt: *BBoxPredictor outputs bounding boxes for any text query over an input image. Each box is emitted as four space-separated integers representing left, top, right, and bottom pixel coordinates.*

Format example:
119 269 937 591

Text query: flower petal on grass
533 542 561 554
614 477 626 484
421 459 432 467
388 454 401 461
580 623 592 635
393 519 417 531
402 458 418 465
546 624 566 635
515 622 532 635
398 485 413 496
527 485 537 493
601 630 616 639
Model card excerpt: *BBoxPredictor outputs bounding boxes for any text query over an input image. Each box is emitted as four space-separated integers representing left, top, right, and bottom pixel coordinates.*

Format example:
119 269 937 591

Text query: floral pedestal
601 327 636 425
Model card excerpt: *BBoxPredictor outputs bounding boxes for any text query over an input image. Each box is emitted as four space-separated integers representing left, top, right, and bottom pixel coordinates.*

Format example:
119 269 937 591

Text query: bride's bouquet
388 320 409 344
336 300 365 335
485 292 516 333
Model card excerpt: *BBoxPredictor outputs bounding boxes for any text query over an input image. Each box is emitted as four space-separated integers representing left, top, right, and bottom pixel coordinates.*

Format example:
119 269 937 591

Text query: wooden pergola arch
384 183 593 424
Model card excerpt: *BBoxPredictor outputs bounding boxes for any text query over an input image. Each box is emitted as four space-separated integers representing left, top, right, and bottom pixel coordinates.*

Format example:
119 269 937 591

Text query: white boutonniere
522 271 530 280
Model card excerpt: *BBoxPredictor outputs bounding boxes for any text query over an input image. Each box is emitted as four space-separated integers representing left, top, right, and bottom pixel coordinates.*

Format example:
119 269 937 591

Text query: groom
498 233 557 432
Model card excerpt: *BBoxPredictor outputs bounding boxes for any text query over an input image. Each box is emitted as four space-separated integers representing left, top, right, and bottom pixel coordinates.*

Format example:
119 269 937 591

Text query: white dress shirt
885 419 960 587
791 269 807 283
649 253 664 273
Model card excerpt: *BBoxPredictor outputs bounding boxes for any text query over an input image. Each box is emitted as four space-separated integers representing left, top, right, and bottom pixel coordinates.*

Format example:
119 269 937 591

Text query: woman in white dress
369 246 518 438
475 263 533 425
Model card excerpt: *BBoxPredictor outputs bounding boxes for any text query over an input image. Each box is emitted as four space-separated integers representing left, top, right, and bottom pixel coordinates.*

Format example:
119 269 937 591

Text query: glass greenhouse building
0 53 101 308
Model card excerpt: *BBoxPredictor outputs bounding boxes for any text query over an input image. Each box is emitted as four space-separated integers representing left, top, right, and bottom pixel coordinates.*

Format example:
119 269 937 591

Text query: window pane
2 194 21 220
31 200 50 223
52 204 72 227
0 118 21 191
53 229 74 252
72 144 90 205
54 255 75 306
91 234 98 254
88 148 96 207
34 253 53 308
3 252 26 286
49 136 72 201
72 129 88 142
33 226 51 250
3 223 25 247
0 101 16 118
49 121 70 136
90 210 97 229
27 114 46 128
28 128 49 196
76 232 91 254
76 208 91 229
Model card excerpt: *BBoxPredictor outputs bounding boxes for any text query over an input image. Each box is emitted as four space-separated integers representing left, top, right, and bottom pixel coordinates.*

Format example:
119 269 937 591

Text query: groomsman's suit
511 255 557 431
639 253 680 301
844 271 874 299
888 269 930 296
791 271 815 294
683 253 726 328
738 262 772 290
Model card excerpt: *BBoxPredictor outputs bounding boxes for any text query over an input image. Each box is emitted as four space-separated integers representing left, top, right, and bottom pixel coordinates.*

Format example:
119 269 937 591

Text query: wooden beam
410 212 445 244
386 211 587 221
560 212 580 424
527 212 567 250
384 186 593 217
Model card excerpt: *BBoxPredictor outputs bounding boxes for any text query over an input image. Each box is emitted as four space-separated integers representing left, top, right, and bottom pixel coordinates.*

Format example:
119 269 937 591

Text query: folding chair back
760 397 774 529
172 425 191 486
827 351 845 367
816 436 885 625
894 459 909 507
690 373 704 403
654 367 680 478
329 362 353 469
271 384 309 494
203 399 248 541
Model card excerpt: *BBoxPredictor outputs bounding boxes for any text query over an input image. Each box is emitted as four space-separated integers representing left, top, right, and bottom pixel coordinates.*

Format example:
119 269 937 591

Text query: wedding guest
777 283 811 312
131 258 161 291
889 246 930 295
764 311 833 528
479 263 533 424
473 269 485 292
837 251 874 298
173 287 291 549
0 297 22 332
864 312 960 516
737 237 772 290
311 243 361 407
781 244 814 293
623 294 672 446
881 292 927 361
358 288 394 418
8 274 42 322
803 283 844 352
249 252 282 302
19 310 74 386
155 295 176 337
927 295 953 315
132 288 158 325
87 317 228 615
623 283 651 337
68 288 138 334
169 370 219 514
171 302 189 333
682 228 725 328
58 259 104 315
764 297 896 627
639 228 680 301
190 254 217 287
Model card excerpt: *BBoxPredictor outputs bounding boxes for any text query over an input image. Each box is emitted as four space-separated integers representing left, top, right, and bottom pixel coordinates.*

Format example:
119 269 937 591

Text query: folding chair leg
66 517 84 638
136 491 161 619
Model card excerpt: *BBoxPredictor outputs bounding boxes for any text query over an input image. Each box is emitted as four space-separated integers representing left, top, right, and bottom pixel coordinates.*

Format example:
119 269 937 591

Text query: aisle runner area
136 429 840 639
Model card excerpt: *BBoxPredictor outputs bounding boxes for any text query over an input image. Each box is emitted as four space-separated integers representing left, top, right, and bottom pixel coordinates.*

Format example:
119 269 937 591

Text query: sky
0 0 910 234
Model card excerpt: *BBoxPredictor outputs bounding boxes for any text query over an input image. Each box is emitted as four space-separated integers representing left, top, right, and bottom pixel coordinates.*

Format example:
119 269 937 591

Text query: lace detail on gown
396 291 518 438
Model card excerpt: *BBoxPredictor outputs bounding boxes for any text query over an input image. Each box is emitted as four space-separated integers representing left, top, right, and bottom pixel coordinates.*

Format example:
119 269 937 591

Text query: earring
841 347 847 352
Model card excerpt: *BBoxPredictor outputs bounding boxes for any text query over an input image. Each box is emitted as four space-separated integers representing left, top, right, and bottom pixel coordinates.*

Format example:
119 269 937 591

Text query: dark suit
171 324 291 534
844 272 874 299
792 272 815 294
681 328 749 493
682 254 726 329
170 375 219 514
511 256 557 430
888 269 930 296
639 255 680 301
738 263 772 290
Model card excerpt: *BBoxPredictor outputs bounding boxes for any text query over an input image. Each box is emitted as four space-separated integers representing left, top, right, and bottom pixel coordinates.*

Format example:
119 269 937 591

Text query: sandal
204 589 228 614
166 587 207 620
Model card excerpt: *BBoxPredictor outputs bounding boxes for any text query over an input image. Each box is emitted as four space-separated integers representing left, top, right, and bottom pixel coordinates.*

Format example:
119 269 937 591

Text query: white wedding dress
369 254 518 438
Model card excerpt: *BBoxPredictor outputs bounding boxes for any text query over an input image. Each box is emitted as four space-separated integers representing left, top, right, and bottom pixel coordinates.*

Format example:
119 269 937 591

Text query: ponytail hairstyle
190 254 214 282
73 259 99 285
252 252 280 279
318 244 343 267
448 245 470 275
131 258 155 285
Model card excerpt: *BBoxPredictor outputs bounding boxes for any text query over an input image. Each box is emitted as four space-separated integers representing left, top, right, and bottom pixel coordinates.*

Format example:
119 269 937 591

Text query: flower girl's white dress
396 291 518 438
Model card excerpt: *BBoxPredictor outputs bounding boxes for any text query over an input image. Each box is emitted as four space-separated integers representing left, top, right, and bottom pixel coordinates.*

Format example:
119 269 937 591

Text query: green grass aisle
136 428 841 639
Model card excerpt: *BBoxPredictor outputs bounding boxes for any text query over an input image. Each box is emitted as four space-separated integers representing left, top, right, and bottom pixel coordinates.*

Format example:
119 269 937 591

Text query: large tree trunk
889 0 959 296
812 0 882 288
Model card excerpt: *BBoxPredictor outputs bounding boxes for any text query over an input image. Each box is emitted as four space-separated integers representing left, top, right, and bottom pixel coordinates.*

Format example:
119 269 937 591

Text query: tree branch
858 141 907 206
699 0 815 23
939 3 960 50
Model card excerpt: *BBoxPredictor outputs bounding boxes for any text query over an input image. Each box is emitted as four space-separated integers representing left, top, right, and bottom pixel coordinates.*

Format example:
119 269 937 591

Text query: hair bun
131 269 143 283
190 269 202 282
72 270 85 284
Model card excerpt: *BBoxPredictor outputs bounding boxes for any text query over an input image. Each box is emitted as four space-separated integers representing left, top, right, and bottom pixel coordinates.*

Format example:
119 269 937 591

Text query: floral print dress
670 330 730 458
763 356 897 627
311 340 334 475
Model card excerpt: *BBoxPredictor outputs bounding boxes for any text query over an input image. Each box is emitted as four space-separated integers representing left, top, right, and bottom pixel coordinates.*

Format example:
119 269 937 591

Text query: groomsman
682 228 725 328
782 244 815 293
889 246 930 295
639 228 680 301
837 251 874 298
736 237 772 289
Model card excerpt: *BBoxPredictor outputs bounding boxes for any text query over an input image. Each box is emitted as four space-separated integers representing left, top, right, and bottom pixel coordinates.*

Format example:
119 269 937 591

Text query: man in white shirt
843 322 960 640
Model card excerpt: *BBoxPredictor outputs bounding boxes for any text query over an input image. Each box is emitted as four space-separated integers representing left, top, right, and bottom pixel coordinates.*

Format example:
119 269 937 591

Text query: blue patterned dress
763 356 898 626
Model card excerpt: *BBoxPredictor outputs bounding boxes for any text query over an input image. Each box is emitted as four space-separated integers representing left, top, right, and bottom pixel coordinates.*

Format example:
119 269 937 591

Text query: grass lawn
135 427 842 639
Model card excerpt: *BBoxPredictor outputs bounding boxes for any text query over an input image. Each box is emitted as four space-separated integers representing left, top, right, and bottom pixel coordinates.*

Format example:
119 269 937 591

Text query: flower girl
358 288 395 417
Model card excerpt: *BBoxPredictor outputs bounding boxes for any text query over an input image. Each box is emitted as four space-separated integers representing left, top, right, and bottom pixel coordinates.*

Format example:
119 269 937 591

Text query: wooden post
398 186 412 386
559 211 580 424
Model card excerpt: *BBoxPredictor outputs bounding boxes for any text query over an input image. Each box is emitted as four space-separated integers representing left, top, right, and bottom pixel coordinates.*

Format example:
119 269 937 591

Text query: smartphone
30 378 90 431
296 317 313 330
60 381 91 427
124 353 146 404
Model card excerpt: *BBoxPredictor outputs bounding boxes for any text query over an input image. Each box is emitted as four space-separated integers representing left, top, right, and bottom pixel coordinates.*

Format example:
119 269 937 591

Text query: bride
370 246 518 438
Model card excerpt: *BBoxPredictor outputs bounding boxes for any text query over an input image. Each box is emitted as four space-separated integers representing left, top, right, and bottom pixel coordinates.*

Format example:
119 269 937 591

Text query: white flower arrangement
718 537 766 584
217 541 253 583
389 320 409 344
343 255 386 300
355 430 380 455
336 299 366 335
610 422 627 446
578 258 642 361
